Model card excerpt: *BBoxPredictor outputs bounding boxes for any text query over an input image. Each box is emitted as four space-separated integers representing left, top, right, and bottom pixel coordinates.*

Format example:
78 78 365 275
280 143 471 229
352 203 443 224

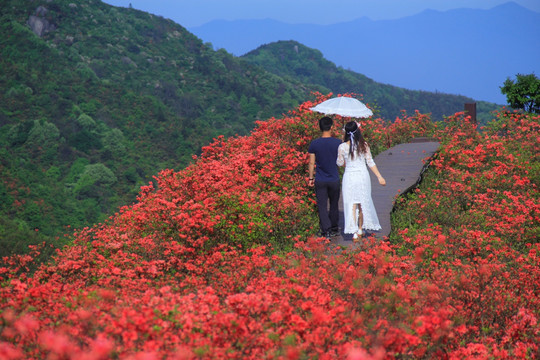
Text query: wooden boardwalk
330 139 440 246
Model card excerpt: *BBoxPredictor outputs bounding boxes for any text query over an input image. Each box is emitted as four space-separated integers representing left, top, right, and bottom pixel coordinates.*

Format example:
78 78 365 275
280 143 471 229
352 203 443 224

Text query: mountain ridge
240 40 499 123
189 2 540 104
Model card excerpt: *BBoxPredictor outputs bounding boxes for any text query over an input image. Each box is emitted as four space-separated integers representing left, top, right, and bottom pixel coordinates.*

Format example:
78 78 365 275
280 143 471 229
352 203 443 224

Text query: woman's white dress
337 142 381 233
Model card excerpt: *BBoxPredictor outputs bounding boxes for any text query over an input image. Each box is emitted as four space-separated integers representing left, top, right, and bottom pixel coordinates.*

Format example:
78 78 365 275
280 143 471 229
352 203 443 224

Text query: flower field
1 94 538 359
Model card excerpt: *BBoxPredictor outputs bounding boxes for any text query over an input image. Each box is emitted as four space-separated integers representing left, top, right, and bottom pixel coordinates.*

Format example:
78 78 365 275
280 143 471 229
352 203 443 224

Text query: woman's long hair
343 121 367 159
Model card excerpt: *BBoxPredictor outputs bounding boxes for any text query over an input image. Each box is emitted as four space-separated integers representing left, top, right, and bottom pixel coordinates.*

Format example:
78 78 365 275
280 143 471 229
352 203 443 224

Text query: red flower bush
1 96 538 359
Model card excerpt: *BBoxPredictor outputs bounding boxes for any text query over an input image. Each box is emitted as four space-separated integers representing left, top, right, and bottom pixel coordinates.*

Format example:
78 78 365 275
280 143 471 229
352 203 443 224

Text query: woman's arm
365 144 386 185
368 164 386 186
336 144 345 167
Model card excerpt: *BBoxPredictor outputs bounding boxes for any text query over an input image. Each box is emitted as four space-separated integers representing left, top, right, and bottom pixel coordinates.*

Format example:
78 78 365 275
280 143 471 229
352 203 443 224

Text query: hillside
0 0 518 257
189 2 540 104
1 96 538 358
241 40 500 122
0 0 316 254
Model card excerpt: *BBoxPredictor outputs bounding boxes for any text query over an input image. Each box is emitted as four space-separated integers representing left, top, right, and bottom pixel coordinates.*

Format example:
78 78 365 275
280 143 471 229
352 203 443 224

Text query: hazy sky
103 0 540 27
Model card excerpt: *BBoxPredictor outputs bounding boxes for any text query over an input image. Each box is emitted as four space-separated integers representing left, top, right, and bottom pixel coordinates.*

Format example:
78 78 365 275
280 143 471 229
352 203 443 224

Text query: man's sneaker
329 228 340 237
316 230 330 238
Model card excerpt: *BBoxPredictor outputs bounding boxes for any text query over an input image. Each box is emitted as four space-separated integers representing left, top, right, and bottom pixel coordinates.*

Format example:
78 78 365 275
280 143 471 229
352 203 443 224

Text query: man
308 116 342 238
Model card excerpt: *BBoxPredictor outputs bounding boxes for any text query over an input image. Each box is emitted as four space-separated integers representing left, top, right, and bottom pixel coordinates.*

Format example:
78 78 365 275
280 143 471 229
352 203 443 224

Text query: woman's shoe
352 229 362 241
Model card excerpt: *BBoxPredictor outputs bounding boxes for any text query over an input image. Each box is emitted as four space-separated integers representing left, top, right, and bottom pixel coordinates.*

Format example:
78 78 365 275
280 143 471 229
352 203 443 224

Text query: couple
308 116 386 240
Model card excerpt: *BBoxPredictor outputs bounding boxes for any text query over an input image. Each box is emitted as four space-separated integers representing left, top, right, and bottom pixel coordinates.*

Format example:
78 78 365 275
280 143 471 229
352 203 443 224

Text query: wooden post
464 103 477 124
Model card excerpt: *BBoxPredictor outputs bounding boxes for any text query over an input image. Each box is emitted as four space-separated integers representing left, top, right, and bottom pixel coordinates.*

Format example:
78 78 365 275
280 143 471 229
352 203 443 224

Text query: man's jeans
314 180 340 234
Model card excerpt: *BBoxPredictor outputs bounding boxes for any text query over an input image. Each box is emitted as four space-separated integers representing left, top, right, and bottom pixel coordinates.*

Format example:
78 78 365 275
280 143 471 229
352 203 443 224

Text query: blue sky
103 0 539 27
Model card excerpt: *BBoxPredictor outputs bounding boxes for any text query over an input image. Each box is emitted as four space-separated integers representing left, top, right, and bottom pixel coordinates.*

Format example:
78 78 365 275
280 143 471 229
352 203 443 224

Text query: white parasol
310 96 373 118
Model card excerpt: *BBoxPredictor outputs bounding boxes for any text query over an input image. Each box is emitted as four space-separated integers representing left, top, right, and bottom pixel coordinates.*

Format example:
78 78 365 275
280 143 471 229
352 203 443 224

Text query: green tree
26 120 60 149
76 114 97 130
102 128 127 158
500 73 540 114
73 163 117 199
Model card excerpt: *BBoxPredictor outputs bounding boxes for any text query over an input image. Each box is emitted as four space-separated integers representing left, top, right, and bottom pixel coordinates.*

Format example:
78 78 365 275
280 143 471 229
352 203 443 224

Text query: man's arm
308 153 316 186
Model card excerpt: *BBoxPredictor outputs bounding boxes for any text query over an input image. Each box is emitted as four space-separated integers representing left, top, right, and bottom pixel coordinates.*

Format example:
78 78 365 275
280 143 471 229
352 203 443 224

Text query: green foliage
0 217 67 262
72 163 117 198
500 73 540 113
0 0 316 255
102 128 127 158
75 114 96 130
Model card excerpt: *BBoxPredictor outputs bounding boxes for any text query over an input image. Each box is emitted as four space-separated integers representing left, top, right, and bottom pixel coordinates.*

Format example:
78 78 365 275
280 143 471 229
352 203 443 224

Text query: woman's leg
352 203 363 240
357 204 363 230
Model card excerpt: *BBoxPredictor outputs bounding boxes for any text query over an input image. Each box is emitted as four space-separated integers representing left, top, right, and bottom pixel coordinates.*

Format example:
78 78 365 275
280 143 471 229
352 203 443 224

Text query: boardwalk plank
330 141 440 246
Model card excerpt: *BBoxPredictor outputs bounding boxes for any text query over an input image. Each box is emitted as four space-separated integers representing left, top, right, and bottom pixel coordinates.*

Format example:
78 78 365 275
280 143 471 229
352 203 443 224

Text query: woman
337 121 386 240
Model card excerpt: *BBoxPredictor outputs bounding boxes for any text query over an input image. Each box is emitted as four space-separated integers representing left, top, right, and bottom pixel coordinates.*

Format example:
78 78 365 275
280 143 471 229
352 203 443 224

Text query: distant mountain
189 2 540 104
241 40 500 122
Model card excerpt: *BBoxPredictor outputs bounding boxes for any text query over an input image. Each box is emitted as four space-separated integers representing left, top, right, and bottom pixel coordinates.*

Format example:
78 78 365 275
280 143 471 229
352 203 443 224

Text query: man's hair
319 116 333 131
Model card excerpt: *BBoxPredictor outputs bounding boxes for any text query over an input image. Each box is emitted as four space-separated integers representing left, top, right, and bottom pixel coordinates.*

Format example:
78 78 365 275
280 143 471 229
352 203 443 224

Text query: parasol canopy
310 96 373 118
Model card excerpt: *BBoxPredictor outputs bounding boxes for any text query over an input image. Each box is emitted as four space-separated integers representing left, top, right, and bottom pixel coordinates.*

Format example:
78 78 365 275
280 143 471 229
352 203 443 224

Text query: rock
28 6 56 37
121 56 138 68
28 16 49 37
35 6 48 16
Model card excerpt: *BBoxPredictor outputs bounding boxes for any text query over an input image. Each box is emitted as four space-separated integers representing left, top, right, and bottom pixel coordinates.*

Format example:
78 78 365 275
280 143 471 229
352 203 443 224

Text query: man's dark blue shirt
308 137 342 182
